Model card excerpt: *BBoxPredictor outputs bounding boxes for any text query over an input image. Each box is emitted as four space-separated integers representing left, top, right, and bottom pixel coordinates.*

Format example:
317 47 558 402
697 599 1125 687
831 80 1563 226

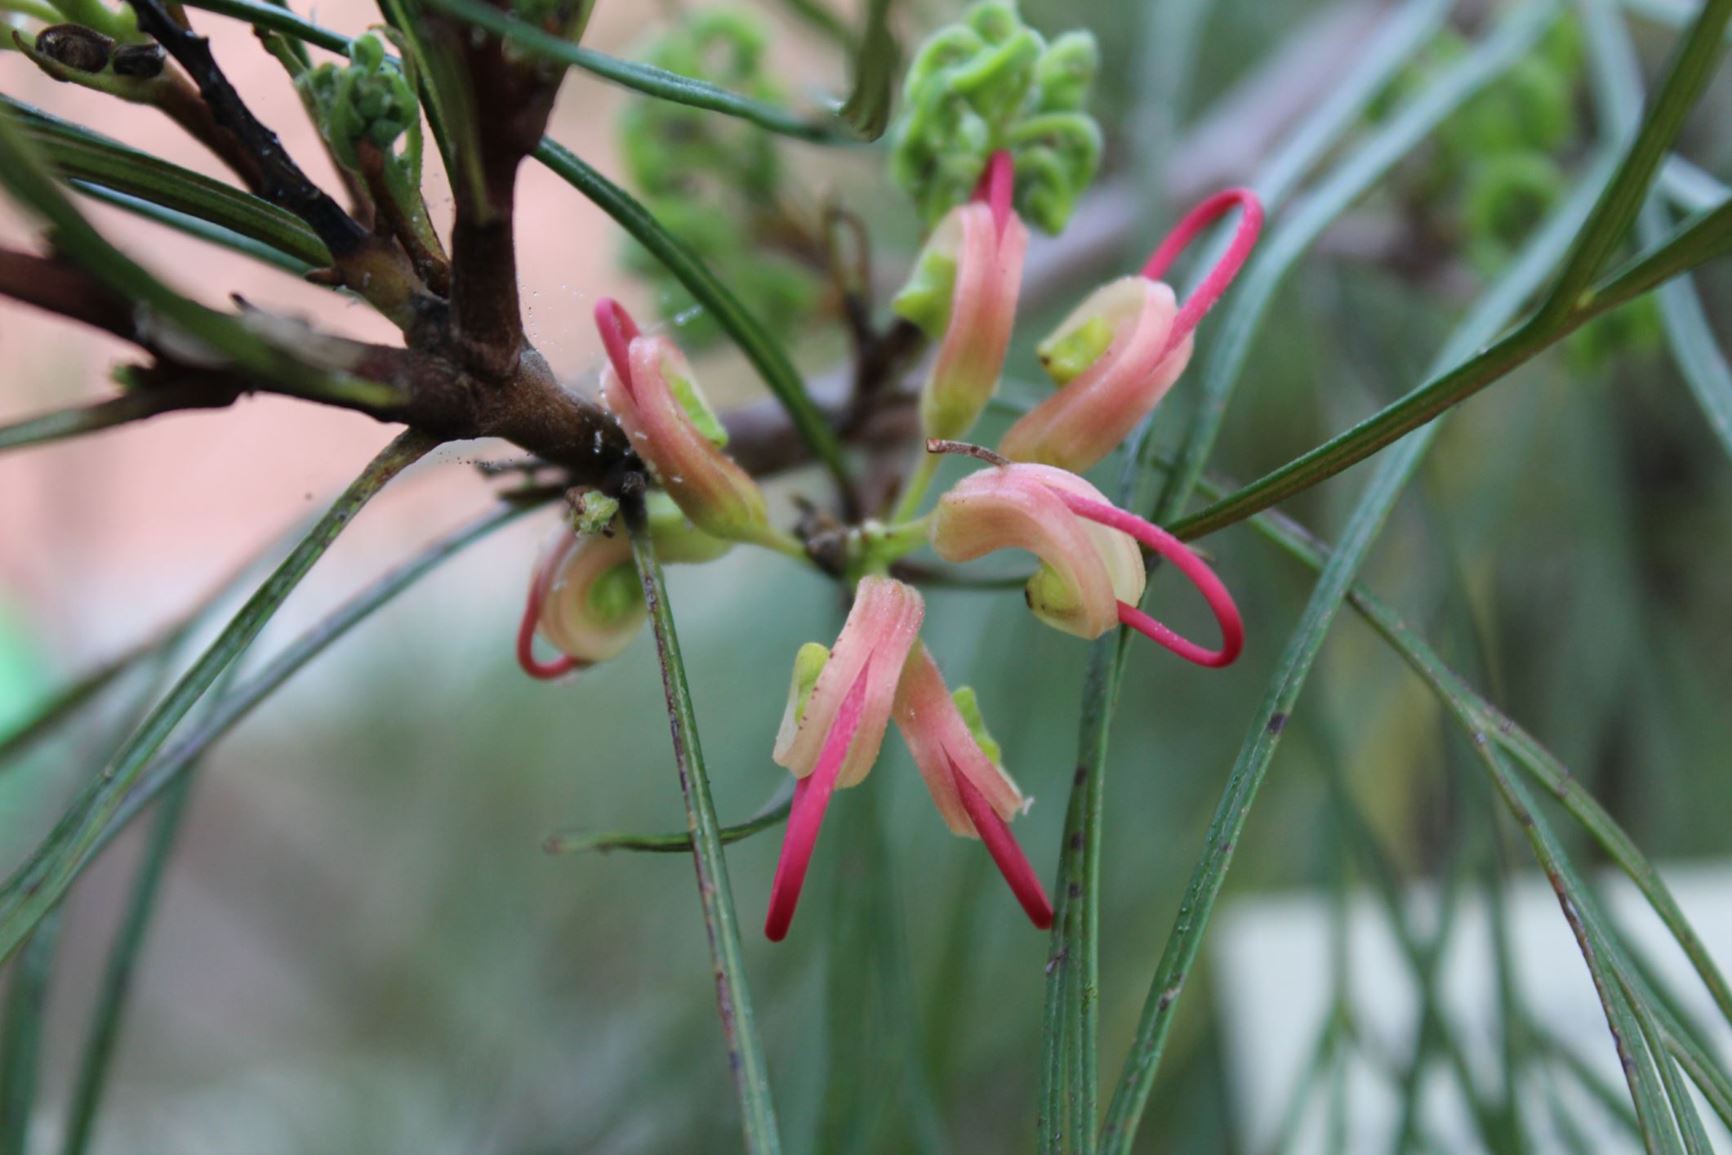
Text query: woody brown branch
124 0 429 327
431 3 567 378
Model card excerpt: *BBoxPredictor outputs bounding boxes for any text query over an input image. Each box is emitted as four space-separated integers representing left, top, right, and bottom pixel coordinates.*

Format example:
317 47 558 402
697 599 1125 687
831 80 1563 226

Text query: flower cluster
519 5 1265 940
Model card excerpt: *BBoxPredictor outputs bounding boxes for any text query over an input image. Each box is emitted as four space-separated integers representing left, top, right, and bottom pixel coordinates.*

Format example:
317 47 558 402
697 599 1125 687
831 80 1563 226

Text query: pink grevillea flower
999 188 1263 472
766 576 923 941
930 462 1243 668
891 150 1029 440
893 644 1053 928
595 299 783 549
518 526 640 680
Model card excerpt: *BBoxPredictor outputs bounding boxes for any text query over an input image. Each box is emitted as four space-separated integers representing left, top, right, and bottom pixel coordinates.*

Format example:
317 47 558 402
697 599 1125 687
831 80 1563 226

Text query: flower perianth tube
892 150 1029 446
1057 491 1244 668
765 576 924 940
595 299 797 554
929 463 1144 639
997 187 1263 473
893 643 1053 928
997 277 1191 472
772 575 924 787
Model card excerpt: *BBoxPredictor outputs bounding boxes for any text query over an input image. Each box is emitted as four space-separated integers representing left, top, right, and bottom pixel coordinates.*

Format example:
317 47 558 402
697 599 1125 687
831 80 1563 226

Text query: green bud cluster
297 32 420 173
889 1 1101 234
617 8 821 343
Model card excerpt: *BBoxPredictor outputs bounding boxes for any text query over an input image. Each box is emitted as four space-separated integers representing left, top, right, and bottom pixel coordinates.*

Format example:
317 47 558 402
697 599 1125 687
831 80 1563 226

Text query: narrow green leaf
544 780 793 855
421 0 851 142
0 104 398 412
0 392 203 456
72 183 317 274
536 139 850 494
3 99 330 268
0 432 433 966
91 498 537 860
837 0 896 141
627 519 781 1155
0 912 60 1155
1098 150 1598 1155
1537 0 1732 320
1043 0 1498 1141
1137 0 1534 519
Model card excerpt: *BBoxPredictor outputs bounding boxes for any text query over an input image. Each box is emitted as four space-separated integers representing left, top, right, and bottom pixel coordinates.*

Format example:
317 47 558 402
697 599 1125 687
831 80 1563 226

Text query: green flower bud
889 1 1101 233
950 686 1002 764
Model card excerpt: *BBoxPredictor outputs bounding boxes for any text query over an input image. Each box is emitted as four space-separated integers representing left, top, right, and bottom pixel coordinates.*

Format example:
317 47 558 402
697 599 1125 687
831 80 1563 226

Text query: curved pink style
1057 491 1244 669
1141 187 1264 355
893 644 1052 928
954 762 1053 929
765 662 872 942
517 550 581 681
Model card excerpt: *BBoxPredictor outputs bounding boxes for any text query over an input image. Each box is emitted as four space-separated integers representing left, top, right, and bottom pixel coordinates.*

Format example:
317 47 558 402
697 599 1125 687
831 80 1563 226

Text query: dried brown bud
111 42 167 78
34 24 114 74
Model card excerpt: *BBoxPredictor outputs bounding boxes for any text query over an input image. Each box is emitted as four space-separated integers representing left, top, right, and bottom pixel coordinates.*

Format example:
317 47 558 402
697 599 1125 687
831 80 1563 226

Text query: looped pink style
1141 186 1263 355
1056 491 1244 669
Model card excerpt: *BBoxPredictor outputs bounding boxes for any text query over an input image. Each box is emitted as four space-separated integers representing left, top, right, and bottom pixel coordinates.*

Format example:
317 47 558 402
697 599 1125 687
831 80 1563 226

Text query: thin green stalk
1140 0 1544 519
543 780 793 855
1178 0 1732 541
0 431 433 965
628 519 781 1155
0 911 60 1155
1537 0 1732 322
420 0 851 142
0 391 200 455
1098 148 1603 1155
536 139 849 498
1040 2 1465 1139
57 661 250 1155
94 499 541 860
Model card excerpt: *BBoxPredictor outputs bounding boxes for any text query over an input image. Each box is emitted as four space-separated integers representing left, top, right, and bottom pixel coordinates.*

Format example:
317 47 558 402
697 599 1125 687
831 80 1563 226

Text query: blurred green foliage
616 7 824 343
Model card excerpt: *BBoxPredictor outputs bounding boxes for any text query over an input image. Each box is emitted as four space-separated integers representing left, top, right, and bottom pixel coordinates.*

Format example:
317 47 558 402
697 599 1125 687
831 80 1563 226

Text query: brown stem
124 0 427 325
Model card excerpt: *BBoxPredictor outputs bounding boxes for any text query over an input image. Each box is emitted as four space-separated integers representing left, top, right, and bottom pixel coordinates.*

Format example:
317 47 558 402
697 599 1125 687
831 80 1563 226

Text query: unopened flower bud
596 299 787 550
892 152 1027 441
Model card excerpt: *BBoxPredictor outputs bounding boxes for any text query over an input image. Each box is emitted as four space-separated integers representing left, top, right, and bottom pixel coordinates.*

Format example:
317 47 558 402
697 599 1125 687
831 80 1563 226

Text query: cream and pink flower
930 460 1243 668
596 298 790 551
765 577 1053 939
999 188 1263 472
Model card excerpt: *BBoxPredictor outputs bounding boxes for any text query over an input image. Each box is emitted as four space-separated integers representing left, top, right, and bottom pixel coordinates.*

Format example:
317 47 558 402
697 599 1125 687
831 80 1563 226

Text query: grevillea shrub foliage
3 0 1732 1151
